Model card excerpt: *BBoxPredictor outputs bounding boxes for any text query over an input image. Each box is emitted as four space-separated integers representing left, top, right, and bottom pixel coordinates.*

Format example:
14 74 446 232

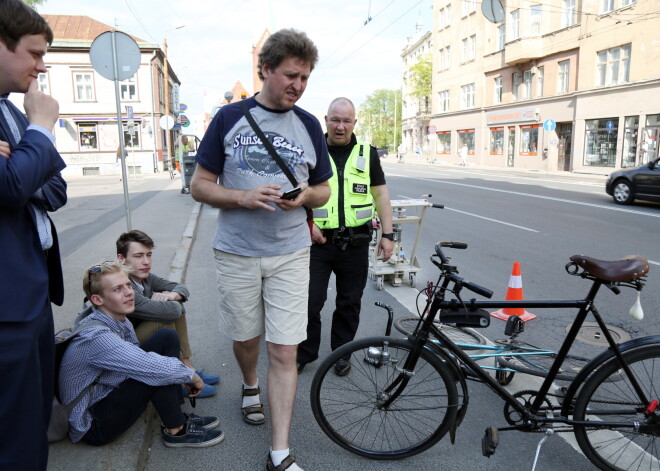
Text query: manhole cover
568 322 631 346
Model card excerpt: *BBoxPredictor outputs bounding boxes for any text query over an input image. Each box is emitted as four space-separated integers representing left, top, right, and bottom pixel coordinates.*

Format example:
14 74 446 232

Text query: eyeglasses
87 264 103 298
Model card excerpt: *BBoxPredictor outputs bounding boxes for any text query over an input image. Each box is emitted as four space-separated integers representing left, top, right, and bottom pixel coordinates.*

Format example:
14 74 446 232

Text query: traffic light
241 92 247 100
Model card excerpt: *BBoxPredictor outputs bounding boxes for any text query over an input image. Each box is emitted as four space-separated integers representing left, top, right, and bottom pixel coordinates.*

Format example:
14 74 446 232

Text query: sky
39 0 433 121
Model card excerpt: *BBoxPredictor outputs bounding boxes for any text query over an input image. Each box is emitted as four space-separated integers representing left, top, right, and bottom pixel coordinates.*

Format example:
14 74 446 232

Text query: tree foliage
23 0 46 6
409 54 432 99
355 89 402 150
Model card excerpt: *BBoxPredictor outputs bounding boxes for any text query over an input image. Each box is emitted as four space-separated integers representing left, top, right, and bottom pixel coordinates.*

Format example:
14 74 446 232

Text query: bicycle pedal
481 426 499 457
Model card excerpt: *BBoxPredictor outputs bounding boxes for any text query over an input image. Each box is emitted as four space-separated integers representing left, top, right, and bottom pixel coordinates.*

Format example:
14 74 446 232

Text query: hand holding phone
281 186 302 200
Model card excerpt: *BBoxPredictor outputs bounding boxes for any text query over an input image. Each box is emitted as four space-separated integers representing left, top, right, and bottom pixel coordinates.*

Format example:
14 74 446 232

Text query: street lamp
163 25 184 173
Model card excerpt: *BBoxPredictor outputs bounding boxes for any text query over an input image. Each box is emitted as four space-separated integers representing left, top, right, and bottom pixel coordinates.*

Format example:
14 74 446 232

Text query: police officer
297 97 394 376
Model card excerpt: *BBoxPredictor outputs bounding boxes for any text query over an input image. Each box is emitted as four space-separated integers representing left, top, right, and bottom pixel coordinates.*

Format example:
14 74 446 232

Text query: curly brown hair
257 28 318 81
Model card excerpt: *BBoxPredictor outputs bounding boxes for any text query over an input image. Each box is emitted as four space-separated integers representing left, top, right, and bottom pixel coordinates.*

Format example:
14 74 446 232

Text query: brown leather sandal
241 386 265 425
266 454 298 471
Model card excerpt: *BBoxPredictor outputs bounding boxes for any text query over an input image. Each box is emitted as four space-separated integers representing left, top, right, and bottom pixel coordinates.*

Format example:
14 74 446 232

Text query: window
445 46 451 68
510 10 520 40
597 44 631 86
562 0 576 28
520 125 539 155
458 129 475 153
74 72 94 101
622 116 638 168
439 48 448 71
584 118 618 167
490 128 504 154
439 6 452 29
601 0 614 14
120 77 137 101
494 77 503 104
497 25 505 51
512 72 521 100
523 70 533 99
123 121 141 149
78 122 98 150
437 131 451 154
530 5 542 35
461 35 476 62
557 60 570 93
37 73 49 94
438 90 450 112
461 0 476 17
445 5 452 26
621 0 636 5
537 66 544 97
461 84 475 109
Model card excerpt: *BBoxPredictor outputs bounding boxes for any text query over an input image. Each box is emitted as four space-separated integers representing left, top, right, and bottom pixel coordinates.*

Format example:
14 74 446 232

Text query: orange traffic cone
491 262 537 322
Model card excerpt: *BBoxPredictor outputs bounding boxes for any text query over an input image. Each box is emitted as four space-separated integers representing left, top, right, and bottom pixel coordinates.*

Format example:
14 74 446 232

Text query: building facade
429 0 659 172
401 23 432 156
27 15 182 176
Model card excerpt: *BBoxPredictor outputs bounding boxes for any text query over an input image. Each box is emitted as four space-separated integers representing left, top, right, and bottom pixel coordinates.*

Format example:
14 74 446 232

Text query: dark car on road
605 157 660 204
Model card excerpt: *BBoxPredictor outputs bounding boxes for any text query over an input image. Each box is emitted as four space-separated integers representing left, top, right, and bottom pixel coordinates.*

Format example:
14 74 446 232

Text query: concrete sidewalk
47 173 202 471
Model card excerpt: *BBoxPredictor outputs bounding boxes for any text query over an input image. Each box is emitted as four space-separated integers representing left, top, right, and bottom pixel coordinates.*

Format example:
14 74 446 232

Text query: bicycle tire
497 349 590 381
394 317 487 349
310 336 459 460
573 343 660 471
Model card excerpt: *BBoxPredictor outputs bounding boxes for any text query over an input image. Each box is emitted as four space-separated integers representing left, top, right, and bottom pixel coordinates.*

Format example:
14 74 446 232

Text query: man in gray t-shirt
191 29 331 471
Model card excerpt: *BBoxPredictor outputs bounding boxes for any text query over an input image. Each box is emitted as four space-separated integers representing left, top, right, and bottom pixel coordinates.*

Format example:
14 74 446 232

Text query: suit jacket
0 97 67 322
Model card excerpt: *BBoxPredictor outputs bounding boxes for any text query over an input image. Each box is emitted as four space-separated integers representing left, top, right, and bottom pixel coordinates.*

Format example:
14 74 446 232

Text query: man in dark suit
0 1 67 469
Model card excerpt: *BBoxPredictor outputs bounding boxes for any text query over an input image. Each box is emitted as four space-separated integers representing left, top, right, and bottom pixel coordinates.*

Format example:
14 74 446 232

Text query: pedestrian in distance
59 261 225 449
191 28 332 471
297 97 394 377
116 229 220 398
0 1 67 469
459 143 468 166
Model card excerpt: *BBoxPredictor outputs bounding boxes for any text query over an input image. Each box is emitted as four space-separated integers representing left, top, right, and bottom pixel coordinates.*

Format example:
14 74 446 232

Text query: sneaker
195 369 220 385
162 421 225 448
161 413 220 433
333 359 351 376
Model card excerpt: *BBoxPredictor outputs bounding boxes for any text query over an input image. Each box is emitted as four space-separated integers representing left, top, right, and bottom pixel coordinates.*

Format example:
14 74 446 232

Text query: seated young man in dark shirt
116 229 219 397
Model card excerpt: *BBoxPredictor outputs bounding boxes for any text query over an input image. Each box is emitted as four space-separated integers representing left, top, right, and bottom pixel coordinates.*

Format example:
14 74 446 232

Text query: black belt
323 224 372 250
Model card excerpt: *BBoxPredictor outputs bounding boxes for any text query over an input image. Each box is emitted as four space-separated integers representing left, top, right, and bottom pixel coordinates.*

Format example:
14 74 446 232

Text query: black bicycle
310 241 658 470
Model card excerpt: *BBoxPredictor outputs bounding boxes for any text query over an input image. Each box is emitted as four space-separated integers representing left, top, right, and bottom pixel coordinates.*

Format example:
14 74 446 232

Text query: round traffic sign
89 31 140 81
428 125 437 134
543 119 556 132
159 115 175 130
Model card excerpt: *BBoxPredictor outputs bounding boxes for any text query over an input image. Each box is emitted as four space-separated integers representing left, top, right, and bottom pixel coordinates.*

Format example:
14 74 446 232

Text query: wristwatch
381 233 395 241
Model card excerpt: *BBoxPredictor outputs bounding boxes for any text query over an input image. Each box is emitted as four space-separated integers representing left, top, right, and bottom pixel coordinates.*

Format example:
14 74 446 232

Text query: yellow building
429 0 659 172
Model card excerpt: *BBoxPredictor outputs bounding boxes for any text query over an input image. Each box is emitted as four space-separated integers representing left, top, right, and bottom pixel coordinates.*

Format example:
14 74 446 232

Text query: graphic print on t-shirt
233 131 305 179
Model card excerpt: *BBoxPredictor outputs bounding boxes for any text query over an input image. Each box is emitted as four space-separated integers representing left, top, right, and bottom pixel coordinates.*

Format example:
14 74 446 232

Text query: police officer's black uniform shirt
326 133 387 187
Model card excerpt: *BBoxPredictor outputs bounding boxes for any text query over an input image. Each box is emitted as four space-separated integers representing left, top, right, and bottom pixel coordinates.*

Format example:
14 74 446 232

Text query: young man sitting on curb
59 260 225 447
116 229 219 397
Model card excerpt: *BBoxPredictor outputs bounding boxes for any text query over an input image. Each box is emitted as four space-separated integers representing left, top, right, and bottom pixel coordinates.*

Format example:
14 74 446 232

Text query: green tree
355 88 402 151
408 54 432 99
23 0 46 6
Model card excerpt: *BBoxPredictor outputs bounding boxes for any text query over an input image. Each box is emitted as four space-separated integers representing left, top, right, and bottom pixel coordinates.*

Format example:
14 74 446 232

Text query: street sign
606 120 615 134
543 119 556 132
179 103 187 112
125 105 134 119
159 115 175 130
89 31 140 81
172 84 180 115
428 125 437 134
180 115 191 127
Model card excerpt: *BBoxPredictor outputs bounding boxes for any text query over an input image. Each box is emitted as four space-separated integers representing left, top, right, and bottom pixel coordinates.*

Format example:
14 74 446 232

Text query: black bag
48 307 105 443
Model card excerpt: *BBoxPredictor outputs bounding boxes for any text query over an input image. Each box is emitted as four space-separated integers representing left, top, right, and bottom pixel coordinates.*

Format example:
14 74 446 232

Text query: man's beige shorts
214 247 310 345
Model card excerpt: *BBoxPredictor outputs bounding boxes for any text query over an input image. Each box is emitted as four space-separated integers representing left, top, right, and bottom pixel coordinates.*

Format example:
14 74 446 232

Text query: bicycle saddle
569 254 650 282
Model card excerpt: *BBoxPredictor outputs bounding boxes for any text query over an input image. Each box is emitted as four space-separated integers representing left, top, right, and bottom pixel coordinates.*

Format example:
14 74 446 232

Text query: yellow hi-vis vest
313 141 374 229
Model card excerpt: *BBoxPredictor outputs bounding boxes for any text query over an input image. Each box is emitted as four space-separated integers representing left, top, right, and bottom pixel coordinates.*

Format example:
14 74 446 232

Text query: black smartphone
281 187 302 200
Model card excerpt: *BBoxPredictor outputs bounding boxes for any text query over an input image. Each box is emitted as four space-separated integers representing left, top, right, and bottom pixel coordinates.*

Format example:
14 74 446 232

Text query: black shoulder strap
240 100 298 187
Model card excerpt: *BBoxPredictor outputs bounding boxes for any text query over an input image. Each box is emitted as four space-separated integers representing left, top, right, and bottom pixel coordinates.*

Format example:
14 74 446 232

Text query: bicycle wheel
310 336 459 460
497 349 590 381
573 344 660 471
394 317 486 349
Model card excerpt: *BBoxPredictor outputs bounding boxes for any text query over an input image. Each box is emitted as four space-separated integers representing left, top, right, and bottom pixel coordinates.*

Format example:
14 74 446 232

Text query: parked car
605 157 660 204
376 147 388 158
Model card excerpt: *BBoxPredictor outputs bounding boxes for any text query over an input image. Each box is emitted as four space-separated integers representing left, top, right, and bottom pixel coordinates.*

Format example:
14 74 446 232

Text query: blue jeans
82 328 186 445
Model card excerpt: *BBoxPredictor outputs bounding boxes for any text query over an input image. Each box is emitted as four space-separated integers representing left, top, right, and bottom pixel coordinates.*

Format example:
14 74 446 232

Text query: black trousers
0 301 54 471
298 240 369 365
82 328 186 445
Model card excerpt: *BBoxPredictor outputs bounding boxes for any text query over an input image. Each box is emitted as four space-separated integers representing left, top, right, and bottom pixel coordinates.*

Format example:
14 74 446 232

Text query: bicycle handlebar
464 280 494 299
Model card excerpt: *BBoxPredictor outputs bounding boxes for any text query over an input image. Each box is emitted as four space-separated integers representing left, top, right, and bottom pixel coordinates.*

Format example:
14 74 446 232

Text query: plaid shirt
59 308 194 442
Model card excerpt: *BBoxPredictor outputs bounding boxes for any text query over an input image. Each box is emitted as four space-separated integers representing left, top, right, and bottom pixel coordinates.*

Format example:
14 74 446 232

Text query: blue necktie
0 98 53 250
